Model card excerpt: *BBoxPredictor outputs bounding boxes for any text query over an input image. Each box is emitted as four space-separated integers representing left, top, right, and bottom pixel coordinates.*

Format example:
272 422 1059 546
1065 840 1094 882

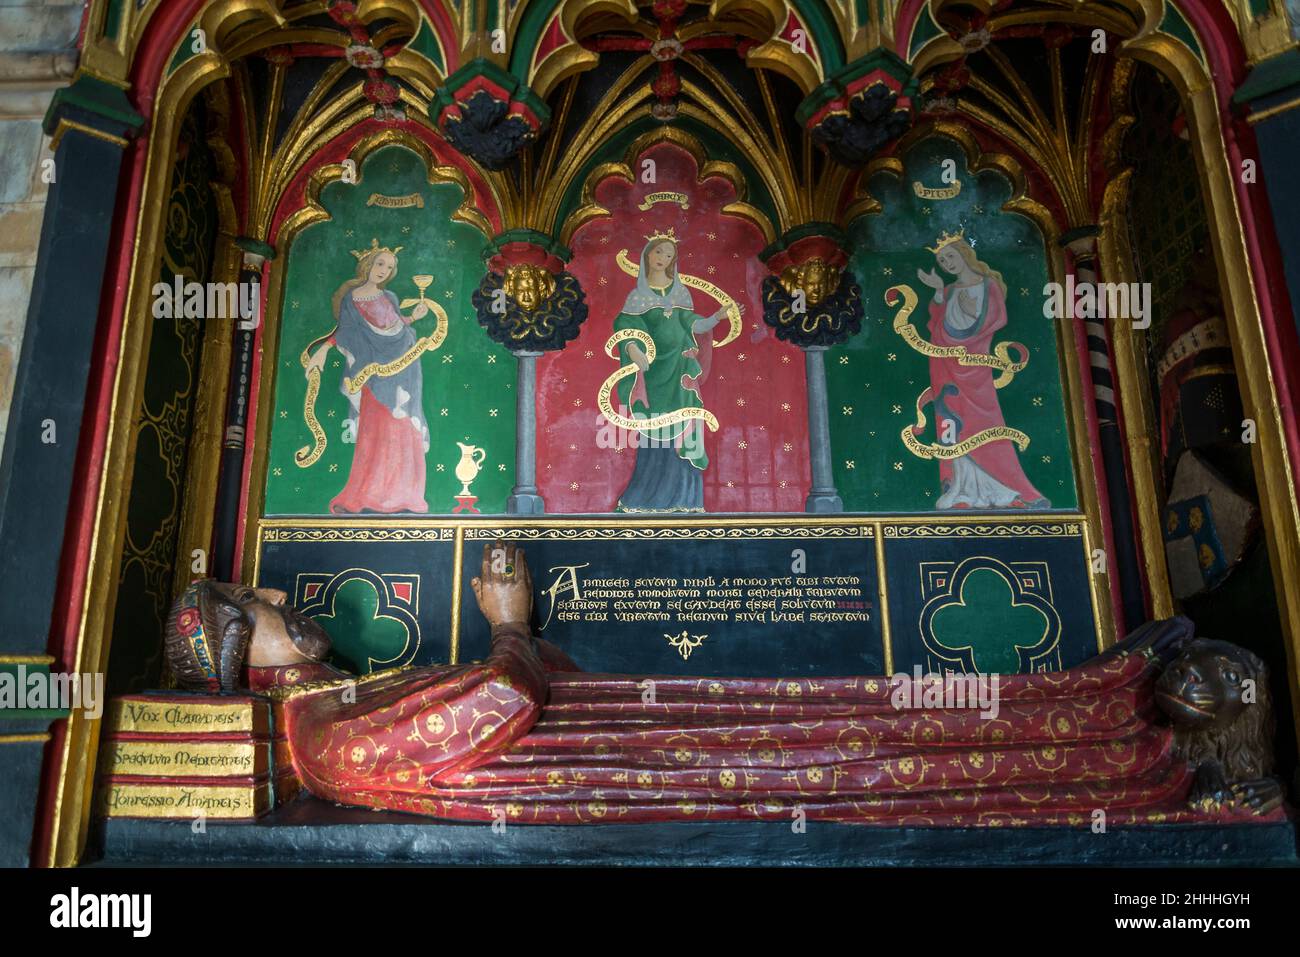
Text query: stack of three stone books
94 692 301 820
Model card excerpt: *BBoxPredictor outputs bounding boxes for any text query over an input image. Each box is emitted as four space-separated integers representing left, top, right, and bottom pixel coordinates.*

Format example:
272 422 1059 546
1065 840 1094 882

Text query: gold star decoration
845 461 855 469
842 406 853 415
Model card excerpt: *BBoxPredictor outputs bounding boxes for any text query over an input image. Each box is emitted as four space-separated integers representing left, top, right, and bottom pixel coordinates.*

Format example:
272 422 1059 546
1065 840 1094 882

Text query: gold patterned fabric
275 633 1280 826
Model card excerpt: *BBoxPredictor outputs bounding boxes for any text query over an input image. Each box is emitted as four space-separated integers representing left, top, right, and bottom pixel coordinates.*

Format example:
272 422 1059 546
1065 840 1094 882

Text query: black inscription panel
458 524 883 677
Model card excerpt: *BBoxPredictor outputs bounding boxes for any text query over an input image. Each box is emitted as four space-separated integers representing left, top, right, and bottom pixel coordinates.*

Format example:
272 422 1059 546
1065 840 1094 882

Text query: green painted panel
831 133 1079 512
263 145 514 516
408 18 448 75
1159 4 1206 65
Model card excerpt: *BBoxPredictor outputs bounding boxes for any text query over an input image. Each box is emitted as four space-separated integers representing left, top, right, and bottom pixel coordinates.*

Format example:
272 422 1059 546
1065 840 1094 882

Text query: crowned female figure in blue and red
304 239 432 514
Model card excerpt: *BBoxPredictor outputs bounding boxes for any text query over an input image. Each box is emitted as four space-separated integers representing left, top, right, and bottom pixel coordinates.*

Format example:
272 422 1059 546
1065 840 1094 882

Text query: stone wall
0 0 81 452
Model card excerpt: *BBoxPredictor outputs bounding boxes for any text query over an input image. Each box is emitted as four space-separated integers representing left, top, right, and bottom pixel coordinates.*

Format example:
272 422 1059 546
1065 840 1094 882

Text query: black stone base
90 796 1299 866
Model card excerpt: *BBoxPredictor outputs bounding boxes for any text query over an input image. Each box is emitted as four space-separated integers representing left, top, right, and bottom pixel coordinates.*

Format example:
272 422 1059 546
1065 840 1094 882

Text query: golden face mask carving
503 263 556 312
779 258 839 306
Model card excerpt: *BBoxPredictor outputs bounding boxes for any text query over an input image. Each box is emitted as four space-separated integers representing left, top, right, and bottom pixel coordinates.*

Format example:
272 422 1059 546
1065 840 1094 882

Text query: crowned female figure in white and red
915 230 1048 509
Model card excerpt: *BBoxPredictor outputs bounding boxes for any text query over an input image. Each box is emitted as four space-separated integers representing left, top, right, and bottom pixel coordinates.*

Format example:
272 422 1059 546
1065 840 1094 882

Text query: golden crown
644 226 678 245
925 228 965 254
350 238 403 260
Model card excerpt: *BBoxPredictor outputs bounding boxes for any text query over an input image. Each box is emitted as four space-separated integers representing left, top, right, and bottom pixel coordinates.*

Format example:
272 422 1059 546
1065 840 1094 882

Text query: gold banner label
887 284 1029 388
637 191 690 211
366 192 425 209
596 327 720 436
912 180 962 200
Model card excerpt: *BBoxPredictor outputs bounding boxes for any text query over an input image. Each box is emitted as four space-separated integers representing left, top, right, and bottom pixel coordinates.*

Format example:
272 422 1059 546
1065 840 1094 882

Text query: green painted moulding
43 73 146 138
1233 48 1300 105
406 17 448 76
759 221 848 263
485 228 573 263
433 57 551 127
907 8 945 62
1157 3 1206 65
235 237 277 261
794 47 916 129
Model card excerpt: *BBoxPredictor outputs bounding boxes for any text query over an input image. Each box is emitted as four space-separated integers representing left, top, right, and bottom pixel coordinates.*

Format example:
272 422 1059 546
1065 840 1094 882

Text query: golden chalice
400 274 435 311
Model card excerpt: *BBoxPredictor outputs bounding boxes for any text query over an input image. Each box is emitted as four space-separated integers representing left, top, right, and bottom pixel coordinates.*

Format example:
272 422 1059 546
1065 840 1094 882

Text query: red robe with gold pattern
251 629 1282 826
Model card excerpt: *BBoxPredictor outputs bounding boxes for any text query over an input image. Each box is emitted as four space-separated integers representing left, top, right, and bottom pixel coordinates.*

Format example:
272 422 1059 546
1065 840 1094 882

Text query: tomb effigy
2 0 1299 869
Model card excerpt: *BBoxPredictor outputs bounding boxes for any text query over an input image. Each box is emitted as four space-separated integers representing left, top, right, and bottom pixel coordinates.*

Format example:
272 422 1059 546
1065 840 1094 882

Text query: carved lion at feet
1155 638 1284 815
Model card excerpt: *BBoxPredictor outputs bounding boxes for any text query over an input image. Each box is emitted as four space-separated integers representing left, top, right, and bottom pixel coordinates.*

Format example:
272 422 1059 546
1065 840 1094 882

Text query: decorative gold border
251 512 1100 674
1098 21 1300 747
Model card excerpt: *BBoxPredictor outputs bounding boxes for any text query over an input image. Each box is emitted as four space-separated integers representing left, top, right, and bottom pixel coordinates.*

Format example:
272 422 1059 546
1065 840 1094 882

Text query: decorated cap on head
164 580 253 693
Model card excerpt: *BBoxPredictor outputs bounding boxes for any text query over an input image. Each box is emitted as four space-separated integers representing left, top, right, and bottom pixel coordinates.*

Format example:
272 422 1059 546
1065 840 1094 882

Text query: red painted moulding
33 4 467 864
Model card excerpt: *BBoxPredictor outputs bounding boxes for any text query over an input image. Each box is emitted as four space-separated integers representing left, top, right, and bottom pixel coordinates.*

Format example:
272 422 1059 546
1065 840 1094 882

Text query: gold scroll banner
615 249 741 347
295 301 449 468
901 393 1031 460
366 192 425 209
886 284 1029 389
912 180 962 200
597 327 720 435
638 191 690 211
297 366 327 467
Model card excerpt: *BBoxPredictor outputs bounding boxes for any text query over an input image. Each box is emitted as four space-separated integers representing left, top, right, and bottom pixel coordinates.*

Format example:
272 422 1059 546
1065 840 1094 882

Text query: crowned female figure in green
613 232 732 512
